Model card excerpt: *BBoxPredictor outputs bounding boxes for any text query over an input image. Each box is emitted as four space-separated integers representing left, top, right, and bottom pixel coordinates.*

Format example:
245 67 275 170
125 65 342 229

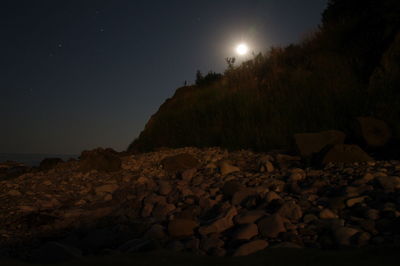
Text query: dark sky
1 0 328 154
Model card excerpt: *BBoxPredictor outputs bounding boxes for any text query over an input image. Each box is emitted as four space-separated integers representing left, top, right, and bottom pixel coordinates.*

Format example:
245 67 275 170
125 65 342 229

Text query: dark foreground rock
0 147 399 263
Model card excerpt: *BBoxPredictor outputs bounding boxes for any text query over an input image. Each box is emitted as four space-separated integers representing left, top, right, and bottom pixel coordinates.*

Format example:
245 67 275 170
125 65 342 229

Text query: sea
0 153 79 167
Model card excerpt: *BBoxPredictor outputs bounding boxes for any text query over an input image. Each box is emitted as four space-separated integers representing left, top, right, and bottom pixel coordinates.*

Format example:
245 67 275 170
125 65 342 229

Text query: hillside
128 0 400 154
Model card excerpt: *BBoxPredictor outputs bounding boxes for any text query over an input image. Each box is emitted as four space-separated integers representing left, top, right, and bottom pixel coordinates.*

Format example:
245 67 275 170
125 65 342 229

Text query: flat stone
346 196 367 207
199 207 237 235
319 209 338 219
232 223 259 240
95 184 119 195
234 210 267 224
233 240 268 256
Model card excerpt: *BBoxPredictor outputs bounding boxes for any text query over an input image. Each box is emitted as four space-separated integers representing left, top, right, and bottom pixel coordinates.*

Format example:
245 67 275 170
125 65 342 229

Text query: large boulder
39 158 63 171
257 214 286 238
79 148 121 172
355 117 392 148
322 144 374 164
161 153 200 174
294 130 346 157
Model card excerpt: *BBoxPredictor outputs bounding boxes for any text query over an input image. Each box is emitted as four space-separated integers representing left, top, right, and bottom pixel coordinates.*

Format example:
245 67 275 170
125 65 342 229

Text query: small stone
19 205 36 212
181 168 197 181
8 190 21 197
232 223 259 240
158 180 172 195
278 201 303 221
346 196 367 207
234 210 267 224
233 240 268 256
95 184 118 195
319 209 338 219
265 161 274 173
231 189 256 206
288 168 306 182
219 161 240 175
365 209 380 220
258 214 286 238
334 227 359 246
265 191 281 203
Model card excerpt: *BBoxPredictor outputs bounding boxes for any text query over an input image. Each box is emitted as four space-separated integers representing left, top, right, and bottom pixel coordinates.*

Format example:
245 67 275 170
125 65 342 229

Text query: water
0 153 79 167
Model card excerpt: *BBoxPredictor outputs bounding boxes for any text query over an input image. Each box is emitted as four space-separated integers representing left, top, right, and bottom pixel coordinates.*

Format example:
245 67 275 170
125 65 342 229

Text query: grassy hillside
128 0 400 153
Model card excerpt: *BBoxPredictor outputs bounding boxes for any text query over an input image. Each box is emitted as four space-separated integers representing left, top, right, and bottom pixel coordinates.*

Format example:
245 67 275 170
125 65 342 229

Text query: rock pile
0 147 399 262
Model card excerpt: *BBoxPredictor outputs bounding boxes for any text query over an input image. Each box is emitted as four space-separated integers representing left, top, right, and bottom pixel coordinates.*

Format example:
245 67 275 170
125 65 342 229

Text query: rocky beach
1 146 399 263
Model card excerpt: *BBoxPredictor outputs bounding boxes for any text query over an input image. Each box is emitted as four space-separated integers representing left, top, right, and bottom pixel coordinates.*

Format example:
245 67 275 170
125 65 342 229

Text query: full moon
236 43 249 55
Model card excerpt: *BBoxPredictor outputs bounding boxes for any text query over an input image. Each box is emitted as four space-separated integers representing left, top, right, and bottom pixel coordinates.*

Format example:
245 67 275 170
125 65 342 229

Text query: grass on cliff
129 1 400 153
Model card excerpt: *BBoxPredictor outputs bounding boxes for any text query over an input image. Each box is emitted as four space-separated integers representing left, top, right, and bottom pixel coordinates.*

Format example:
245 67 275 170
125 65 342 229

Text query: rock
322 144 374 164
265 191 281 203
222 181 246 198
346 196 367 207
200 235 225 252
231 189 257 206
145 224 167 240
334 227 359 246
39 158 63 171
152 203 176 221
7 189 21 197
161 153 199 174
258 214 286 238
278 201 303 221
319 209 338 219
199 207 237 235
366 209 380 220
355 117 392 148
294 130 346 157
219 161 240 175
158 180 172 195
353 173 375 185
181 168 197 181
234 210 267 224
288 168 306 182
168 219 198 238
95 184 119 195
233 240 268 256
232 223 259 240
376 176 400 191
79 148 121 172
30 241 82 263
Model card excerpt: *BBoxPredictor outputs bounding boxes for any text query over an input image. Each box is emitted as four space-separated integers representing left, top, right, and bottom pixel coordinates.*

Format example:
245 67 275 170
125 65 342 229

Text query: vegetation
128 0 400 153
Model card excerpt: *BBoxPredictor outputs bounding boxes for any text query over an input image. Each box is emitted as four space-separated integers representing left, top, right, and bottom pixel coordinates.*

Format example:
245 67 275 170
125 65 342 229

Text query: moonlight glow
236 43 249 55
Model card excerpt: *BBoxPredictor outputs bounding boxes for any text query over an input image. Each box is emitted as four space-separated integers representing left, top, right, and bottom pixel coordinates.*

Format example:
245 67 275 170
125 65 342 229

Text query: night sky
1 0 328 155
